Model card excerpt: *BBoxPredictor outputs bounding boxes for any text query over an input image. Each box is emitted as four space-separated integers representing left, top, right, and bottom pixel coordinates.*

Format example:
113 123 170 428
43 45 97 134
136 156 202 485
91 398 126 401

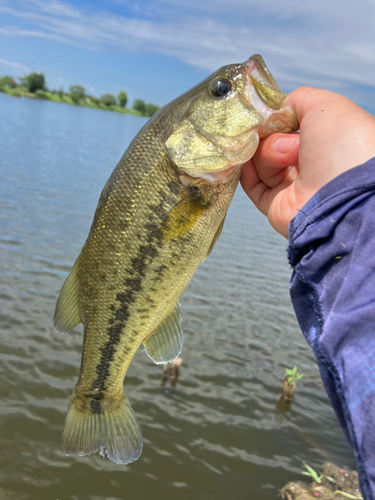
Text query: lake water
0 92 356 500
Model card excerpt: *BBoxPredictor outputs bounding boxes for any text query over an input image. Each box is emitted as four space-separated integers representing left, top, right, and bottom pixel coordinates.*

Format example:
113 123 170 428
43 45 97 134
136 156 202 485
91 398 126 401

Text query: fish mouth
245 55 299 137
246 55 279 93
245 55 286 110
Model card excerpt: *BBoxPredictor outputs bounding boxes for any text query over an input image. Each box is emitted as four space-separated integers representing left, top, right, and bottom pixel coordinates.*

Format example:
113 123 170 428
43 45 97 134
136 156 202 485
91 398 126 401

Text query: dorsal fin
143 302 183 364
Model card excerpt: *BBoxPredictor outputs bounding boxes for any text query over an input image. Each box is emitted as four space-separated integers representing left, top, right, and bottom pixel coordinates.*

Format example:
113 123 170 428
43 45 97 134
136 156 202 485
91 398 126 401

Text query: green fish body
54 55 298 464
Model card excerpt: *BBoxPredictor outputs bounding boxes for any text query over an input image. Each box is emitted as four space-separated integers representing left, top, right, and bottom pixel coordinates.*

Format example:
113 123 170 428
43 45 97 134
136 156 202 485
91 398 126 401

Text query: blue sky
1 0 375 112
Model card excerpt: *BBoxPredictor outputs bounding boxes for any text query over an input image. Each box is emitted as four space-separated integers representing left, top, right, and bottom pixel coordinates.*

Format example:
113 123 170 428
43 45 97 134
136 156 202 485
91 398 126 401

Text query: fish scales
54 54 298 464
77 138 235 397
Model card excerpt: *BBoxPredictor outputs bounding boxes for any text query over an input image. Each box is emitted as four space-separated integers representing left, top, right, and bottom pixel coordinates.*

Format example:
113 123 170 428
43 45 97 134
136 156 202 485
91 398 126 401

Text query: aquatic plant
333 492 363 499
302 461 323 483
278 366 304 405
285 366 304 387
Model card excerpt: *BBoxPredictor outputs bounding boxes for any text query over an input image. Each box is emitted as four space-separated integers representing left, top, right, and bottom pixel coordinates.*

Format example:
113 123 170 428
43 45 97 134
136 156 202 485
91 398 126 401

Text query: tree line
0 72 160 117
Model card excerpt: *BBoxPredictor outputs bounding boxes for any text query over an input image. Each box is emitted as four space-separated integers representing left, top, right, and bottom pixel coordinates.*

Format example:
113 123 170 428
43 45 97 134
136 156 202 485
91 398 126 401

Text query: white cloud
1 0 375 108
27 0 81 18
0 57 29 76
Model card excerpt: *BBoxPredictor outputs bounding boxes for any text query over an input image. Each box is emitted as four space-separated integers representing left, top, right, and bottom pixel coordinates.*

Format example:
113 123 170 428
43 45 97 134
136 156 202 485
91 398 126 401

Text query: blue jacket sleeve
288 157 375 500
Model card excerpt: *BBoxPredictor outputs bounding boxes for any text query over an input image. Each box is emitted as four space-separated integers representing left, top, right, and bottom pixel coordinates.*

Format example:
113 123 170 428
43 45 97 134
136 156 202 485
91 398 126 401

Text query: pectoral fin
203 215 226 262
143 302 183 364
53 256 82 334
160 195 207 240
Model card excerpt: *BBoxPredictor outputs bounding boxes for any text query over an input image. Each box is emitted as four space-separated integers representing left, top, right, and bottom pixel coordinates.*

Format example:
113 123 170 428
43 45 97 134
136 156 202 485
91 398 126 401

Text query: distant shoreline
0 86 145 116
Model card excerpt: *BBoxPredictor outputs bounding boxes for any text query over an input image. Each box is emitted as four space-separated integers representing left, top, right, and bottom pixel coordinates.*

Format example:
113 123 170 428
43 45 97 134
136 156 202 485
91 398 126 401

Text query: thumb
251 132 300 187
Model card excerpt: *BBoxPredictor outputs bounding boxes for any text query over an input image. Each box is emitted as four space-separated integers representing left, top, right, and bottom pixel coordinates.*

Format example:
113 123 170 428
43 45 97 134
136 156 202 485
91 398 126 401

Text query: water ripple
0 92 355 500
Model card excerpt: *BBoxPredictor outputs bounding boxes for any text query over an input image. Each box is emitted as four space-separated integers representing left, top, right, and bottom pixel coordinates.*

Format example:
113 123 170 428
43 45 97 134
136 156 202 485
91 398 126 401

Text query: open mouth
246 58 263 82
243 56 299 136
245 55 289 112
246 54 279 90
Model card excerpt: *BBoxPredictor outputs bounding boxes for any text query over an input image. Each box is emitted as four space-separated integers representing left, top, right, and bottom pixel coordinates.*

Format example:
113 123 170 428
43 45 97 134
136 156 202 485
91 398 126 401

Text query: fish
54 54 298 465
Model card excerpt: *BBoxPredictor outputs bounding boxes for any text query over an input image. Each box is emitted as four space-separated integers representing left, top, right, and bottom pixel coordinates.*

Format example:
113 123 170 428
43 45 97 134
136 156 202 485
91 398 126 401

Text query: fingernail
273 136 298 154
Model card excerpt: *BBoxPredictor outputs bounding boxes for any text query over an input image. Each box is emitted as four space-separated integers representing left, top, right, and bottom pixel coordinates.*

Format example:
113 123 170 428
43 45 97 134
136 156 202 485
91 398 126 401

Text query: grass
61 95 74 105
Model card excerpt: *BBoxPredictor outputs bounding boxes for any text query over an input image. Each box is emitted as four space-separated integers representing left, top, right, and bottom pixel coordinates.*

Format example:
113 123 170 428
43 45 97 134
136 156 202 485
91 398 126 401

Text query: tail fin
62 394 143 465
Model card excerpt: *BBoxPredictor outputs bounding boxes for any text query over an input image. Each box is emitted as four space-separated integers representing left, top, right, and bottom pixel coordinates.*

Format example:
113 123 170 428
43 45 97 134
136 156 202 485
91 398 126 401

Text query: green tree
0 75 17 88
69 84 85 104
118 90 128 108
145 103 160 117
19 72 45 93
133 98 146 115
100 93 117 107
85 95 100 105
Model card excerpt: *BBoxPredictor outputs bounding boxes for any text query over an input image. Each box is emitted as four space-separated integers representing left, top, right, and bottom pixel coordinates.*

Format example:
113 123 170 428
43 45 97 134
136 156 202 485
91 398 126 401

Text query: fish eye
210 79 232 98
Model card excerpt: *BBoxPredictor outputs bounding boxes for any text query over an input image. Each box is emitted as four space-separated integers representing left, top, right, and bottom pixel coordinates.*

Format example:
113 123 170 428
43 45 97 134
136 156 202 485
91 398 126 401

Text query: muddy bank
280 462 362 500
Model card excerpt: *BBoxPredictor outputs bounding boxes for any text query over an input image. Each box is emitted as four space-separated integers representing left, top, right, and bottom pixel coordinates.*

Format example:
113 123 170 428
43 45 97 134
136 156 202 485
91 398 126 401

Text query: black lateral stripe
89 186 178 397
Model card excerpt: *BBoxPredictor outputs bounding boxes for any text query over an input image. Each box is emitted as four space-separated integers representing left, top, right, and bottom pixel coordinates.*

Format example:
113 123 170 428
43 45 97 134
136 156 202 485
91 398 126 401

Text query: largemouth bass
54 54 298 465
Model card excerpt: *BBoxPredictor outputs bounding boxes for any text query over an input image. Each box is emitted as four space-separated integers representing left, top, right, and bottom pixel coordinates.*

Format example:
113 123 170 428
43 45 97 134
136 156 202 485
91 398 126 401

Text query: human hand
241 87 375 238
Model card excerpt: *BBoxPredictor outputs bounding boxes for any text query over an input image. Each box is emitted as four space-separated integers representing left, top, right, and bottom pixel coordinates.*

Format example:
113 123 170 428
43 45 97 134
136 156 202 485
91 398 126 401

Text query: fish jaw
166 55 298 184
245 55 299 138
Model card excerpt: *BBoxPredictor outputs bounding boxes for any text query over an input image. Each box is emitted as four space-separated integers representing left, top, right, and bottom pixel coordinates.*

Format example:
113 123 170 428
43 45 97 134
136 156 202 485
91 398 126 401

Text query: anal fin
53 255 82 334
143 302 183 364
